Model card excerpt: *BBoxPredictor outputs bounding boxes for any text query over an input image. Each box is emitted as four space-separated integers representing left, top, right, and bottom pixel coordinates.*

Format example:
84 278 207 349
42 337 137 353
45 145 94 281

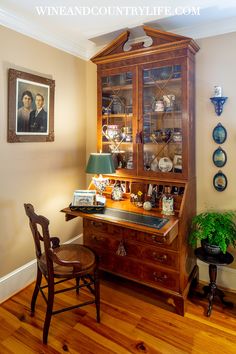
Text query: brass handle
116 240 127 256
153 272 168 283
91 221 104 228
91 235 105 242
152 252 167 262
151 235 164 244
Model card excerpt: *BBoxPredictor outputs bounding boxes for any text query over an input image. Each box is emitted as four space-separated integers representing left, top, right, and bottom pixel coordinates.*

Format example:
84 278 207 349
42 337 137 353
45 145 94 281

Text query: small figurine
111 182 123 201
162 186 174 215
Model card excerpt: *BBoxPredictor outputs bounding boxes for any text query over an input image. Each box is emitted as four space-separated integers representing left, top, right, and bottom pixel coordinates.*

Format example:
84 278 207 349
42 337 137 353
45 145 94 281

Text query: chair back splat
24 203 100 344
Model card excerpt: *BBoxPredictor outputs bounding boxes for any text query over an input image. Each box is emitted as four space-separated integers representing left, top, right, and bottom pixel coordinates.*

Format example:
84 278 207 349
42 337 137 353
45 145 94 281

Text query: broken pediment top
91 26 199 63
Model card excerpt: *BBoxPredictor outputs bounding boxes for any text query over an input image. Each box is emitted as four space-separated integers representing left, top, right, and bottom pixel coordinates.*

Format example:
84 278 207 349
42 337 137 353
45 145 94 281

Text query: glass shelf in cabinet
102 84 133 92
143 141 182 145
144 111 182 116
102 114 133 119
102 141 133 145
143 77 181 87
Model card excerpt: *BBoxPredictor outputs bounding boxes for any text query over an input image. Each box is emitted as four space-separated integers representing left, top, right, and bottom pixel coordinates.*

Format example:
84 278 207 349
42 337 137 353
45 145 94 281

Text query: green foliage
189 211 236 253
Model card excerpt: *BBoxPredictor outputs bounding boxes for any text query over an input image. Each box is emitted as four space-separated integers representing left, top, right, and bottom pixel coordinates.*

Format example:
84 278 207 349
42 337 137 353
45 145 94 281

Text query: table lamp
86 153 116 195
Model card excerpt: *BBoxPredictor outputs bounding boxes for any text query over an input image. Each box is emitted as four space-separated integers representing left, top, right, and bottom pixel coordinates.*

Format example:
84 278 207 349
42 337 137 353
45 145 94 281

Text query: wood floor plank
0 278 236 353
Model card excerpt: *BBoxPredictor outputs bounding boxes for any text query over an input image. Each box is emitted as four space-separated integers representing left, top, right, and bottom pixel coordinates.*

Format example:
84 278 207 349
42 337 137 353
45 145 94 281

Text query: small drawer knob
152 252 167 262
151 235 164 244
153 272 168 283
91 221 103 227
91 235 104 242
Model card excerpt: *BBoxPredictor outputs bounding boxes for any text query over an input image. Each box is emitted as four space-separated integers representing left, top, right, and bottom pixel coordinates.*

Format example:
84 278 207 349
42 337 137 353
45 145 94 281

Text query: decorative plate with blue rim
212 147 227 168
212 123 227 144
213 171 227 192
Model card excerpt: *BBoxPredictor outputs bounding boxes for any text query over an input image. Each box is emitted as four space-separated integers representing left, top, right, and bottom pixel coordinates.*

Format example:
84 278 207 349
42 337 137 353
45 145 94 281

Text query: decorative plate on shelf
158 157 173 172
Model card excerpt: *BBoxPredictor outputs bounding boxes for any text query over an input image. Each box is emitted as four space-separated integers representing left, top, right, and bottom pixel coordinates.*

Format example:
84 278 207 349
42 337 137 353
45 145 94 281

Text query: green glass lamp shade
86 153 115 174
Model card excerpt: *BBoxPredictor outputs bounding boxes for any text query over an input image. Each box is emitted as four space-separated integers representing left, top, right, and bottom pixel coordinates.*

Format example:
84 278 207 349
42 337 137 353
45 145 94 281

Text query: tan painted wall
196 32 236 262
0 25 87 277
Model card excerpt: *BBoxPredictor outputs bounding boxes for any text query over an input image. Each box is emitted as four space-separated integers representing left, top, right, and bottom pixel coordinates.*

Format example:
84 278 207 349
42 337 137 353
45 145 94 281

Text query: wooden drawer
85 231 141 259
107 224 123 237
113 256 142 281
123 228 136 240
123 240 141 258
84 219 108 233
84 231 112 249
142 265 179 292
141 246 179 269
136 231 179 250
97 252 114 271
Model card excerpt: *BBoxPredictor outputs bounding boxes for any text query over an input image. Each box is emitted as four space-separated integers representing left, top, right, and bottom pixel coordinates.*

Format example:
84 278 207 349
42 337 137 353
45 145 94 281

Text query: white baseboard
198 260 236 291
0 234 83 304
64 233 83 245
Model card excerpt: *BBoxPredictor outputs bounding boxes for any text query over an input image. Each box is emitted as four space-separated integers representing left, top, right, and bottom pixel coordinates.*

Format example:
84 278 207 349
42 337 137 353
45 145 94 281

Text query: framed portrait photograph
8 68 55 142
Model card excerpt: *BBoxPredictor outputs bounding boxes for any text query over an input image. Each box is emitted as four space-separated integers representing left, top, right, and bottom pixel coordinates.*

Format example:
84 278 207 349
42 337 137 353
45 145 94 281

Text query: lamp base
92 175 109 195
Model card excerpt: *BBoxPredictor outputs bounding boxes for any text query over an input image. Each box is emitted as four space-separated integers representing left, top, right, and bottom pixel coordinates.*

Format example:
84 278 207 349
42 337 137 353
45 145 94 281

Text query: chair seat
39 244 96 278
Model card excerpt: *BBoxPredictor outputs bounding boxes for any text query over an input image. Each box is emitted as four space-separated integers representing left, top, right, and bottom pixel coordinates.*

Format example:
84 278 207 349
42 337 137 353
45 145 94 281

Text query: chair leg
31 266 42 316
94 268 100 323
43 281 54 344
76 277 80 294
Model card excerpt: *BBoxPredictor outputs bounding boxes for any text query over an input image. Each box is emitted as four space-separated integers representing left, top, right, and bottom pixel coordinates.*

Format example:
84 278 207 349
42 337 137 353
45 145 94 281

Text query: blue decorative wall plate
212 147 227 167
212 123 227 144
213 171 227 192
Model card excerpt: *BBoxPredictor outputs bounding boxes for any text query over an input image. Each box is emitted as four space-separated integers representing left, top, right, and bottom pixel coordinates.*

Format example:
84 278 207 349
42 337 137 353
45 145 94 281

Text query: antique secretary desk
63 27 200 315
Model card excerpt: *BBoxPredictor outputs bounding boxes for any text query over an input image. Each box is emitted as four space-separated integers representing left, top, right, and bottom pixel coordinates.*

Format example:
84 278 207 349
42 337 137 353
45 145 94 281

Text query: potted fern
189 211 236 254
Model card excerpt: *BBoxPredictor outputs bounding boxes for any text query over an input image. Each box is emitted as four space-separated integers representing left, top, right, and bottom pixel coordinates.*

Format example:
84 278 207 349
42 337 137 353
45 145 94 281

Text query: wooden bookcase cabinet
86 27 199 315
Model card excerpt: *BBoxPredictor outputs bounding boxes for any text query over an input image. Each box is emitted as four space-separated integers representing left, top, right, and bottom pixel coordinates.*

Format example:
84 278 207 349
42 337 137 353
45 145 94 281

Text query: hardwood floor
1 274 236 353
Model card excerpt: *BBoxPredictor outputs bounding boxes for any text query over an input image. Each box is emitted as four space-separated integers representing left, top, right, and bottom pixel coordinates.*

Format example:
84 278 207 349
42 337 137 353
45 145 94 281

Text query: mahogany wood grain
69 26 199 318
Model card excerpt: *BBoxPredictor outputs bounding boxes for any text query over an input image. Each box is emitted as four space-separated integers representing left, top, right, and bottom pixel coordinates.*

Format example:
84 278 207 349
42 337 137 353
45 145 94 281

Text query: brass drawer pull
153 272 168 283
91 221 104 228
151 235 164 244
116 240 127 256
91 235 105 242
152 252 167 262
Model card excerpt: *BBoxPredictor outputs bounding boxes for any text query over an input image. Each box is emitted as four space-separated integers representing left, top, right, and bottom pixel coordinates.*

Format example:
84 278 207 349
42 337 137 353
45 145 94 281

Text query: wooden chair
24 203 100 344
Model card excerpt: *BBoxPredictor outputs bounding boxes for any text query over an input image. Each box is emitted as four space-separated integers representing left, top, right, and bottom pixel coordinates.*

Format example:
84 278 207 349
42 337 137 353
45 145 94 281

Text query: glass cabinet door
141 63 183 175
100 70 135 172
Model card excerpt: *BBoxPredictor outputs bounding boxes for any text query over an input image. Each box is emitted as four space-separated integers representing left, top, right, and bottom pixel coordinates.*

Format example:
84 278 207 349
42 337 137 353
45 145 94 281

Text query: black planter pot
201 240 222 255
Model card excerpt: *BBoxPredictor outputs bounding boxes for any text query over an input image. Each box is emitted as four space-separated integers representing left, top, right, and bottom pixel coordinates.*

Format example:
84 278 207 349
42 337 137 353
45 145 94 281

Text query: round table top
195 247 234 265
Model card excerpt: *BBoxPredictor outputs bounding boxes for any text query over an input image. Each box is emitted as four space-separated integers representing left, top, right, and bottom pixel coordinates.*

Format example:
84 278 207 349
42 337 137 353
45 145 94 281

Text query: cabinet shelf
102 114 133 118
144 141 182 145
143 78 181 87
144 111 182 117
102 141 133 145
102 84 132 92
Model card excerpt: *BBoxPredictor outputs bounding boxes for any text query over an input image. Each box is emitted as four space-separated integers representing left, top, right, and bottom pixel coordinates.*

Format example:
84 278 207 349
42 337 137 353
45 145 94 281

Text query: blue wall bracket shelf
210 97 228 116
